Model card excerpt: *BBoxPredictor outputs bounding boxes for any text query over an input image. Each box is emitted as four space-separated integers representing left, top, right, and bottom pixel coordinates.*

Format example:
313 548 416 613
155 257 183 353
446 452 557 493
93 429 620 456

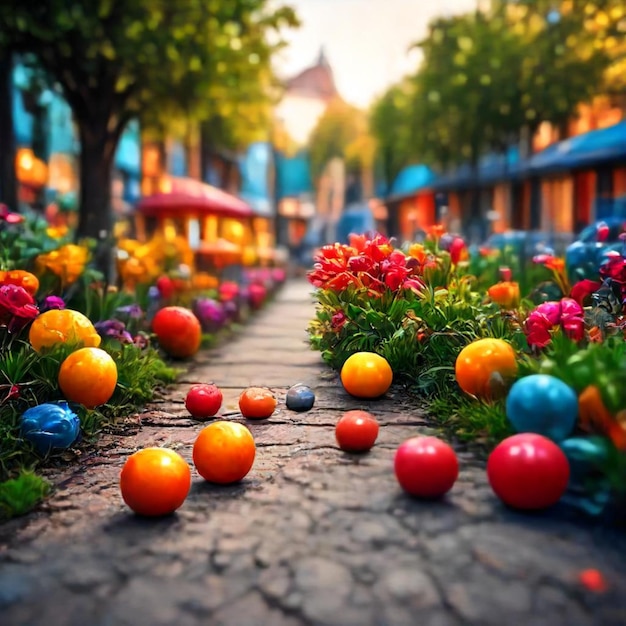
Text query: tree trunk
76 119 116 280
0 50 18 210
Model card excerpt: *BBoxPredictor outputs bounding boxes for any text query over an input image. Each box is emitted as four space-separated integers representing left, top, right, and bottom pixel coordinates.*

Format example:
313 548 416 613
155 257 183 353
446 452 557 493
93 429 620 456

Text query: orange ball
340 352 393 399
152 306 201 358
120 448 191 517
192 421 256 484
58 347 118 409
238 387 277 419
455 338 517 400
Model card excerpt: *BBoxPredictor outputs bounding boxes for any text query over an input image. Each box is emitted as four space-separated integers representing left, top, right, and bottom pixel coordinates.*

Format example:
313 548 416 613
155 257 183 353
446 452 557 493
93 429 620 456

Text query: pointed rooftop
285 47 339 102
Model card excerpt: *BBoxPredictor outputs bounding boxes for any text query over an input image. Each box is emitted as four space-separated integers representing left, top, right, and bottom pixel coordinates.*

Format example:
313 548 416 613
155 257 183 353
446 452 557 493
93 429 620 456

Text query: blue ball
506 374 578 441
286 384 316 412
20 401 80 455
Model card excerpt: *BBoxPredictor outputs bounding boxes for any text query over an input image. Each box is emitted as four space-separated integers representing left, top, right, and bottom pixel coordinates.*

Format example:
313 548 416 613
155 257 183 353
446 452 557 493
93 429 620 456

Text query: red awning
136 177 254 219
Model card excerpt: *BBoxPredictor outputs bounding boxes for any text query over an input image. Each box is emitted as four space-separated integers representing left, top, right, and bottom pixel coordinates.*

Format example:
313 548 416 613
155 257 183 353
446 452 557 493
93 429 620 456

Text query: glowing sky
275 0 479 108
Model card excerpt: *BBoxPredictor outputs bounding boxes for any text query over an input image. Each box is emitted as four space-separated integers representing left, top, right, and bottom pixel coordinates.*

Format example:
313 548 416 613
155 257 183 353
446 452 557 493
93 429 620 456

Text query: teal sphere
506 374 578 441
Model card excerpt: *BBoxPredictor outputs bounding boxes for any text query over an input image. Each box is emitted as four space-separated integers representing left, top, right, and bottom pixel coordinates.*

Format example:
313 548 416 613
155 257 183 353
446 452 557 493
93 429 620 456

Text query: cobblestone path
1 280 625 626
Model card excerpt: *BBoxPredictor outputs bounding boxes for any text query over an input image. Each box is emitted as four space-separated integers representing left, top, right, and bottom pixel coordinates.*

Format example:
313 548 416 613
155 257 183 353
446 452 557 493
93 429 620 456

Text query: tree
308 98 367 183
0 49 17 210
0 1 298 264
369 81 417 193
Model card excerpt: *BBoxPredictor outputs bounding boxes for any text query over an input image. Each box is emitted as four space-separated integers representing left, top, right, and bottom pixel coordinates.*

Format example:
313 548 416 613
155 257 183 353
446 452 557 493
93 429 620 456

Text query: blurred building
274 48 338 147
272 49 341 250
7 58 141 219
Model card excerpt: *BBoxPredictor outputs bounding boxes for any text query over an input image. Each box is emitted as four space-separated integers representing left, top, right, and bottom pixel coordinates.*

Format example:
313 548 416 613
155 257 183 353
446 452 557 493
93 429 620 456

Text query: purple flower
115 304 143 319
194 298 227 333
95 319 133 344
40 295 66 312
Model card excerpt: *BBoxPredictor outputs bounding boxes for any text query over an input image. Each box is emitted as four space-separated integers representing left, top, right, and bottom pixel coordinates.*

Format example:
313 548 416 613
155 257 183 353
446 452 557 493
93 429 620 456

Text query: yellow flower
408 244 426 264
46 225 69 239
36 244 89 287
29 309 101 352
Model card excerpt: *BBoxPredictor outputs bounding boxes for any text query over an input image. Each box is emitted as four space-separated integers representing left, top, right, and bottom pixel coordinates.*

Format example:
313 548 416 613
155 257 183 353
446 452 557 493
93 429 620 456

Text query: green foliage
429 394 513 445
0 1 299 244
369 1 613 175
309 275 523 394
0 470 49 520
103 341 179 415
308 99 369 181
0 211 72 271
369 81 418 189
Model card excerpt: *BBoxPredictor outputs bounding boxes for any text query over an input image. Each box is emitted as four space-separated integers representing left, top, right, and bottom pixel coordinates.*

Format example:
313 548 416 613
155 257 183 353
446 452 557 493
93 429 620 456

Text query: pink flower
524 298 585 348
402 277 425 294
331 310 347 331
0 204 24 224
0 284 39 333
524 311 554 348
534 301 562 326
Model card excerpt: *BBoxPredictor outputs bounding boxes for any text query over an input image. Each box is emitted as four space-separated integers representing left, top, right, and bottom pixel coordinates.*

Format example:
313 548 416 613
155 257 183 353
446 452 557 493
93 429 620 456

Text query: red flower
156 275 175 299
499 266 512 282
596 222 609 242
0 284 39 333
570 279 602 306
448 237 467 265
600 256 626 283
348 256 376 273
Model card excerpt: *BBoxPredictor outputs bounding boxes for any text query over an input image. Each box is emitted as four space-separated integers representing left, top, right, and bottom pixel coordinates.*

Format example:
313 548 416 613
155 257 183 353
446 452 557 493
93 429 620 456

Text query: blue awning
389 164 436 199
275 151 313 200
528 121 626 173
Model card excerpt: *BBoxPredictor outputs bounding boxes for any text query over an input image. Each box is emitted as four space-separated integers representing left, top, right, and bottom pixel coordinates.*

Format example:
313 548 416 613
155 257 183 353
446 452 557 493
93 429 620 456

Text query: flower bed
0 205 285 520
307 228 626 519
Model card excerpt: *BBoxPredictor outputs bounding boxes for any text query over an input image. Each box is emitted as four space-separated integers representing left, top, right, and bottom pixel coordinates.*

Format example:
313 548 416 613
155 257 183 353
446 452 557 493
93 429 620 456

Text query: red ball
335 410 379 452
152 306 201 359
185 384 223 419
487 433 570 510
394 436 459 498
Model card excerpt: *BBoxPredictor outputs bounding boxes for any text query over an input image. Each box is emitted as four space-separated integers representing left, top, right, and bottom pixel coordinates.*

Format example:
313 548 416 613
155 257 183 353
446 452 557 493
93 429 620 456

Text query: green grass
0 470 50 521
427 392 513 447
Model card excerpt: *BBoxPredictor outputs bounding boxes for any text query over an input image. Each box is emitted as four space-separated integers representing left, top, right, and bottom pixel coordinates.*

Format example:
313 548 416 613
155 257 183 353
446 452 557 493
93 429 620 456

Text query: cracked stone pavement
1 280 625 626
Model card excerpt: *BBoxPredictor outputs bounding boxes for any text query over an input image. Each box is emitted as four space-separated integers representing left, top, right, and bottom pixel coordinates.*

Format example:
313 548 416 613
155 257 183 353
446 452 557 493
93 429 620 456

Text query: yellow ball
340 352 393 399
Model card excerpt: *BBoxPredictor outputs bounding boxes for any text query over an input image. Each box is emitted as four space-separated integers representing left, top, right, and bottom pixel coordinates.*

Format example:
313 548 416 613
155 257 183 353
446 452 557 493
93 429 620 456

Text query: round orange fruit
120 448 191 517
238 387 277 419
58 347 118 409
192 421 256 484
455 338 517 400
340 352 393 399
151 306 201 358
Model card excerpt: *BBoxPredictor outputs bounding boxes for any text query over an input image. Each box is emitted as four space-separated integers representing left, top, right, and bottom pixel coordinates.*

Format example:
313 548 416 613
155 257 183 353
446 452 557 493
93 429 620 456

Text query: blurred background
1 0 626 267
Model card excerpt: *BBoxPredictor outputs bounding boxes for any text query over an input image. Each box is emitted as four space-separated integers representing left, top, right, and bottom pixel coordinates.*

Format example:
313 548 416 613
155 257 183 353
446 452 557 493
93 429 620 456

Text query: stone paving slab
1 280 626 626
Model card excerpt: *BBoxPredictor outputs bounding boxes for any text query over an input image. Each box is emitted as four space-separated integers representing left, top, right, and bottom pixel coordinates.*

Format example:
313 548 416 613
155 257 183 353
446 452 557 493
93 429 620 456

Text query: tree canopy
307 98 371 183
0 0 298 256
369 0 618 183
